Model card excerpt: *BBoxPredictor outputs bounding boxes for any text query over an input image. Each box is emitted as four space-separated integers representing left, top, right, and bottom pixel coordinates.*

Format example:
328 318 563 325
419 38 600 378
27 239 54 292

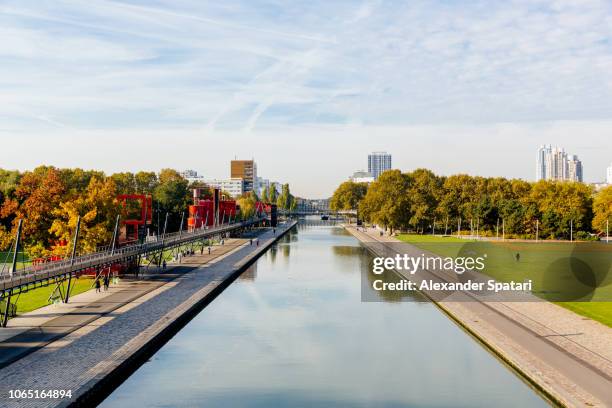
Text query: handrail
0 217 265 289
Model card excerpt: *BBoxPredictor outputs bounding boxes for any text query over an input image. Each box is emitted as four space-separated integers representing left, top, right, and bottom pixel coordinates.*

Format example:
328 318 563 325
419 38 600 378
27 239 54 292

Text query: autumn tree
49 177 120 257
359 170 411 233
592 185 612 235
11 167 66 250
330 181 368 212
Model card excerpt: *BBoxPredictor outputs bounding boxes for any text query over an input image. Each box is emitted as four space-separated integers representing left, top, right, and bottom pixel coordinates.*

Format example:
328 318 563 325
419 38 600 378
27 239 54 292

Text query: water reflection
239 264 257 281
102 222 549 408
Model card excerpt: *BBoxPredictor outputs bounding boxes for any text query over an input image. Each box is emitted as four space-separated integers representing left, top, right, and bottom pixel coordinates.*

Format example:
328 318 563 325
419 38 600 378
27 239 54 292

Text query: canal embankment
345 225 612 408
0 221 297 408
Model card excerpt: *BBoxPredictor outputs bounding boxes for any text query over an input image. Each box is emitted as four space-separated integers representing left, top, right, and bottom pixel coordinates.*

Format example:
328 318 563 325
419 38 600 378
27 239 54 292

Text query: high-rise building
536 145 582 182
607 163 612 185
368 151 392 179
230 159 257 193
567 155 583 183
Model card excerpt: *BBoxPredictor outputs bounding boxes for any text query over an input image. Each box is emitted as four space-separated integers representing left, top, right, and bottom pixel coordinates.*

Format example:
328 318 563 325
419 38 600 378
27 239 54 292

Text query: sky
1 0 612 198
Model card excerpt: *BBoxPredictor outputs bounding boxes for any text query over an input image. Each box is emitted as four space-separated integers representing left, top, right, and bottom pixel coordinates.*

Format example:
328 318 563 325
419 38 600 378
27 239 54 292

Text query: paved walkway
347 225 612 408
0 239 245 368
0 222 296 407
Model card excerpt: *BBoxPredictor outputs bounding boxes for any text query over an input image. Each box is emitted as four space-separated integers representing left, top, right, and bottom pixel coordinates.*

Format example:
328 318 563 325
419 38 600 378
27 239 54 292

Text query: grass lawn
396 234 612 327
12 277 96 315
0 251 31 269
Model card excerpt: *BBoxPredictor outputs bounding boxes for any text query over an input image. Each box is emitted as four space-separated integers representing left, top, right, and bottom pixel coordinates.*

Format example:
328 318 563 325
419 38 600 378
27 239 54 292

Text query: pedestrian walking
208 246 211 255
95 278 101 293
103 275 109 291
250 238 253 245
256 239 259 247
162 259 167 269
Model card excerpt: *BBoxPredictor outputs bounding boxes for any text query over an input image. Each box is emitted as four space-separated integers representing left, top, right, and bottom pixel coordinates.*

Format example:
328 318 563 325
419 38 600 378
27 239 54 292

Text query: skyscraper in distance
536 145 582 182
368 151 392 179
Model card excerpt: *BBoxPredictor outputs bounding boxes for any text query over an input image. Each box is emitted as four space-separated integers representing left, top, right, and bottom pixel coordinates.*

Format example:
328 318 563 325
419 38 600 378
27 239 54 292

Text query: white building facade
349 170 375 183
204 178 244 198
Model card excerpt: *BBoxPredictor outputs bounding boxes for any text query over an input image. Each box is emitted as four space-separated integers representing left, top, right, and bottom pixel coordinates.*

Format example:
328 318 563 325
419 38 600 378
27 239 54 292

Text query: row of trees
0 167 198 258
237 183 297 220
260 183 297 211
331 169 612 239
0 166 300 259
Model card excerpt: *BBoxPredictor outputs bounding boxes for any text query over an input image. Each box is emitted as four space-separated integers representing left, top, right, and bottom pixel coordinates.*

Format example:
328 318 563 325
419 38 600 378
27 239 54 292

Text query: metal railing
0 217 265 291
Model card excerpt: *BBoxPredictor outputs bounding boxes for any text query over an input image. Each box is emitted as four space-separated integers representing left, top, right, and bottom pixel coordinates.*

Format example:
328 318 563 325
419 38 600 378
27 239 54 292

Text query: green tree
260 186 269 203
359 170 411 233
111 172 136 194
135 171 159 194
406 169 440 232
330 181 368 211
154 169 190 231
268 185 278 203
276 183 295 210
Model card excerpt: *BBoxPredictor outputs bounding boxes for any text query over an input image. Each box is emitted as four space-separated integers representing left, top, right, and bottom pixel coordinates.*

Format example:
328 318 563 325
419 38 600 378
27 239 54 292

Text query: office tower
230 159 257 193
536 145 582 182
607 163 612 185
368 151 392 179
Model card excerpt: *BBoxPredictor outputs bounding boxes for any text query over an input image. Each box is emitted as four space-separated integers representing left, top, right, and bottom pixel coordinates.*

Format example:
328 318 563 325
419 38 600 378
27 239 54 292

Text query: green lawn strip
13 277 95 315
396 234 612 328
0 251 32 269
397 234 470 243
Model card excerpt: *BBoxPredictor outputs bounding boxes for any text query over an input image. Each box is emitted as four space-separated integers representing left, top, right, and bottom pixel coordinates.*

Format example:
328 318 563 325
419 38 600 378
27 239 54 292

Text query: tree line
0 167 196 259
0 166 296 259
331 169 612 240
237 183 297 219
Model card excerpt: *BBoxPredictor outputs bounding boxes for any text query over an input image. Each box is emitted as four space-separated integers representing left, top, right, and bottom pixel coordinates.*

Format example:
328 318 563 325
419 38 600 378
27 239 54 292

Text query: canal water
102 221 549 408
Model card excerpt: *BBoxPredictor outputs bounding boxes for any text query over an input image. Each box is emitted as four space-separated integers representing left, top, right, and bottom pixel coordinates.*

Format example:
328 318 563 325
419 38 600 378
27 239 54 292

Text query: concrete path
0 222 296 408
348 225 612 408
0 239 245 369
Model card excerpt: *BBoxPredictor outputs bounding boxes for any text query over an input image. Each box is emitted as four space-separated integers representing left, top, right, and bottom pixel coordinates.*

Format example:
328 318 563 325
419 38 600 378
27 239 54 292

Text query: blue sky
1 0 612 197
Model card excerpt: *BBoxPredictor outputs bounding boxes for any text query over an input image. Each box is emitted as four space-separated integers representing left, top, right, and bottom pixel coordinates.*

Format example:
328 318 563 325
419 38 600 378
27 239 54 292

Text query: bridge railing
0 217 265 290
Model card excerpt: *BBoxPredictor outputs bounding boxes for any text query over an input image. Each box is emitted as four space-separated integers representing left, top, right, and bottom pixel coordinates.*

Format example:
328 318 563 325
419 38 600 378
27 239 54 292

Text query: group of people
94 274 111 293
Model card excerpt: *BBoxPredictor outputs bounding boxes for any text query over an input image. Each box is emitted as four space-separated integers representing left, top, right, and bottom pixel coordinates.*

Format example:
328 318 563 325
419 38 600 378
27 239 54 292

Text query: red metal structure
117 194 152 243
187 188 237 230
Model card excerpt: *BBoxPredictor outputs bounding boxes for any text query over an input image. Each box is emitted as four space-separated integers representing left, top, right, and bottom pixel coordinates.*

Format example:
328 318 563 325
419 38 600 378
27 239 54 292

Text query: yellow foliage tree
49 177 120 257
593 185 612 235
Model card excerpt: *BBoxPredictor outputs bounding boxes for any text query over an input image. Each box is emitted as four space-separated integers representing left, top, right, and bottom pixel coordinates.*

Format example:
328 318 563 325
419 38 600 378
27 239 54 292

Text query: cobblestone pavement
0 222 296 408
348 225 612 408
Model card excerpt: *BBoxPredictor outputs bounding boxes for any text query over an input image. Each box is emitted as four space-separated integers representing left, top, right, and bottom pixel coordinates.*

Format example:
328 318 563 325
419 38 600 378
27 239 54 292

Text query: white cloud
0 0 611 195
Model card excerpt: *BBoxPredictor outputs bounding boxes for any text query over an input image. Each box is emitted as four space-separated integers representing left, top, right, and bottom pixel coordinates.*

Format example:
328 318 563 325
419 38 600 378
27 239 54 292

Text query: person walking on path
208 246 211 255
95 278 101 293
103 275 110 291
162 260 167 270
